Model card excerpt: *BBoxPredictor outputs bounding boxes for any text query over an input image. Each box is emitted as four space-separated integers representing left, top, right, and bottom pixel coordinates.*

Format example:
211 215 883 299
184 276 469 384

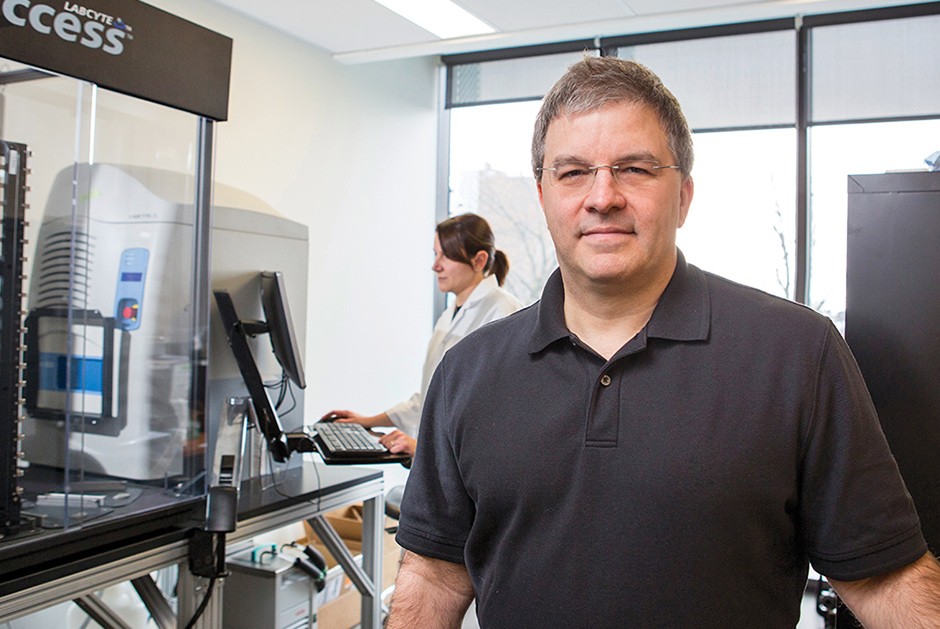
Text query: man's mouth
582 225 634 237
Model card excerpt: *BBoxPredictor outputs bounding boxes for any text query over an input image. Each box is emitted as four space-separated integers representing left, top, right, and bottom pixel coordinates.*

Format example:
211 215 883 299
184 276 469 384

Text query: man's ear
677 175 694 228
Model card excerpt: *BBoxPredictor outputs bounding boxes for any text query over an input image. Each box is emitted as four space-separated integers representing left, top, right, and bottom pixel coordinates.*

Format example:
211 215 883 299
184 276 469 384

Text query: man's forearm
386 551 475 628
831 552 940 628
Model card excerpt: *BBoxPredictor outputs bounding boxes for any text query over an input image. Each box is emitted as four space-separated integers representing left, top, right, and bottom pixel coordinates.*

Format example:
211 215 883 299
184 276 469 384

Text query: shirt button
600 374 612 386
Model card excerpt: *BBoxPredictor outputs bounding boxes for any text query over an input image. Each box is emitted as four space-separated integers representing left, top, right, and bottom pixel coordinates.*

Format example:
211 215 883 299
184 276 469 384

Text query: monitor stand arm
285 431 317 454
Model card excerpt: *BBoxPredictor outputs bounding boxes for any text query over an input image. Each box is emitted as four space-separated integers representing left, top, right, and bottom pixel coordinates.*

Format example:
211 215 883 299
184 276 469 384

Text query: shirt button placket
585 371 619 445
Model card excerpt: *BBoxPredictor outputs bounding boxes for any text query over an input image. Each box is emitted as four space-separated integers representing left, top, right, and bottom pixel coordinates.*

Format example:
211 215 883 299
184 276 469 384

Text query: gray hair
531 56 694 179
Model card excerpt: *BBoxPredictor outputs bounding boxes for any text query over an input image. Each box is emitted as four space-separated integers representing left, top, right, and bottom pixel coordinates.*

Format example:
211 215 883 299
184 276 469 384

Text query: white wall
148 0 440 424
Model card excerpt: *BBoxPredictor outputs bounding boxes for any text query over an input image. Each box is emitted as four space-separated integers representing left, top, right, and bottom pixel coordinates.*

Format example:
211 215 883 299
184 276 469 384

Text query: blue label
39 352 104 394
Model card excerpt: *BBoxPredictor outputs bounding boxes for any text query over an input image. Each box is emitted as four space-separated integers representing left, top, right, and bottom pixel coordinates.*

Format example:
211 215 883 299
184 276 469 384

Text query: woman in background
321 213 522 456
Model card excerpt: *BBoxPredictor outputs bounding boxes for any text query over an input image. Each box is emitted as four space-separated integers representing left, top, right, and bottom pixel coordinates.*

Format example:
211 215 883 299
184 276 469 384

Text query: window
443 5 940 324
810 14 940 123
448 101 553 305
448 50 590 108
808 119 940 330
616 28 795 131
804 10 940 329
679 129 796 298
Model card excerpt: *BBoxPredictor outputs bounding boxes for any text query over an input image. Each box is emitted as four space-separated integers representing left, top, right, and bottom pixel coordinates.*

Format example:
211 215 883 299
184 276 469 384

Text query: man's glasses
538 160 681 192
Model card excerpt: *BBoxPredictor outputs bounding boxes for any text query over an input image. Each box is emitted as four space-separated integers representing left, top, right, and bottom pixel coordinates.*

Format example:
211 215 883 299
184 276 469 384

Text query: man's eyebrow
547 154 589 166
547 150 666 166
612 151 663 164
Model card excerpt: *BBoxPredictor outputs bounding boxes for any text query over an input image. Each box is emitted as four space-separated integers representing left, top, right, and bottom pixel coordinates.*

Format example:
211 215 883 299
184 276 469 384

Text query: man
387 57 940 627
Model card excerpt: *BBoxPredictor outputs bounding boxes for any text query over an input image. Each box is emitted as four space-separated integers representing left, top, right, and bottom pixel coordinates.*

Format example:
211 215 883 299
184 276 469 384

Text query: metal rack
0 140 29 538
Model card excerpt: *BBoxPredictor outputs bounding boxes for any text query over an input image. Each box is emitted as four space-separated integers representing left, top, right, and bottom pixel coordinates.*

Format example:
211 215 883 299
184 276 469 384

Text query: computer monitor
213 288 291 462
259 271 306 390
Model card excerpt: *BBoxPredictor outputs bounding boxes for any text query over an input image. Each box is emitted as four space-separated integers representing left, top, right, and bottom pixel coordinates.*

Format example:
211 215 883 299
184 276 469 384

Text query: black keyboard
314 422 388 458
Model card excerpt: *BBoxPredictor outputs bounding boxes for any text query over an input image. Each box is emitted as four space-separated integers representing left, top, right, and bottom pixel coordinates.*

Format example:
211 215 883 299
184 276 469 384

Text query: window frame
439 2 940 318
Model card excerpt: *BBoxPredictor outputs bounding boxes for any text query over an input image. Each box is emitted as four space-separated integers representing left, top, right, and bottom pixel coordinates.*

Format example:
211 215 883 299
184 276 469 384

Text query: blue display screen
121 272 143 282
38 353 104 393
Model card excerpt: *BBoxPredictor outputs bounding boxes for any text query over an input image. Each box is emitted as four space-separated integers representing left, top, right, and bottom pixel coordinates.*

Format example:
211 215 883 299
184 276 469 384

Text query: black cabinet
846 170 940 553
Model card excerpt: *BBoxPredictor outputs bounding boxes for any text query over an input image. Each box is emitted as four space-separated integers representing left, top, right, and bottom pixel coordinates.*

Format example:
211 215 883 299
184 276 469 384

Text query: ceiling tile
623 0 772 14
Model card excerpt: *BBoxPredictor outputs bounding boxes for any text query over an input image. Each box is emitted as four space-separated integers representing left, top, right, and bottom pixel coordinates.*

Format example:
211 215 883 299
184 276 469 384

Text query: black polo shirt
396 253 926 628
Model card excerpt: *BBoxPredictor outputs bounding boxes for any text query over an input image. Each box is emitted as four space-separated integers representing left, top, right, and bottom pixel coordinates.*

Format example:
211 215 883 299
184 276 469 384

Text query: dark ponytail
490 249 510 286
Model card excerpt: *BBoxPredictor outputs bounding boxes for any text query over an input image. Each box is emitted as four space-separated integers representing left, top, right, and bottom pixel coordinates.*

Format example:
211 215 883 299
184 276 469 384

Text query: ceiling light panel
374 0 496 38
459 0 636 32
205 0 438 53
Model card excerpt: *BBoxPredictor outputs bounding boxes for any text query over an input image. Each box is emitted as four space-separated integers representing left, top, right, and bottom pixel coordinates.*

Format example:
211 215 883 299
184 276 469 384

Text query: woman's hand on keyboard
320 409 391 429
379 430 417 456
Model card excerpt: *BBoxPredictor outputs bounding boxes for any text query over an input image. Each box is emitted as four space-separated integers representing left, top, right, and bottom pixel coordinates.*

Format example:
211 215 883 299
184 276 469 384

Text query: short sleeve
385 392 421 437
800 325 926 580
395 358 474 564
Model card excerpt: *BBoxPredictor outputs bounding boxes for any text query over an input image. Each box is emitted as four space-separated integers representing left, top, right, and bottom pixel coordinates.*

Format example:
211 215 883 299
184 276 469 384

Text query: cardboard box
302 504 402 629
323 504 365 542
302 508 367 569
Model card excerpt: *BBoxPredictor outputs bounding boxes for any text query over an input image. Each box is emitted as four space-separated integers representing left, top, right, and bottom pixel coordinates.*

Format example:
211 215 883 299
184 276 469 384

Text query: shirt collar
527 250 711 354
456 274 500 313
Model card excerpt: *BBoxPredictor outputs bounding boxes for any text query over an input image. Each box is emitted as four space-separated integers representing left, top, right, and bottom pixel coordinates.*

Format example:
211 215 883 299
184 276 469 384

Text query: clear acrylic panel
1 58 205 532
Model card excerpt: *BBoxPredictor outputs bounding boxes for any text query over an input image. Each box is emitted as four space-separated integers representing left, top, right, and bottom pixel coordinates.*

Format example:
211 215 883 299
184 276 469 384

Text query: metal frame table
0 462 385 629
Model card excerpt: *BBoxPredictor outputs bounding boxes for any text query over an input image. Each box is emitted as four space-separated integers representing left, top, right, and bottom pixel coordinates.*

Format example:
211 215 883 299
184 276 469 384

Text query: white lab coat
385 275 522 437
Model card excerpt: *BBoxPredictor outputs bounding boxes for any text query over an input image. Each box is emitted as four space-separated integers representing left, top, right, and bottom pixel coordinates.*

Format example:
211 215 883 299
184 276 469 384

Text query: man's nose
585 167 624 213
